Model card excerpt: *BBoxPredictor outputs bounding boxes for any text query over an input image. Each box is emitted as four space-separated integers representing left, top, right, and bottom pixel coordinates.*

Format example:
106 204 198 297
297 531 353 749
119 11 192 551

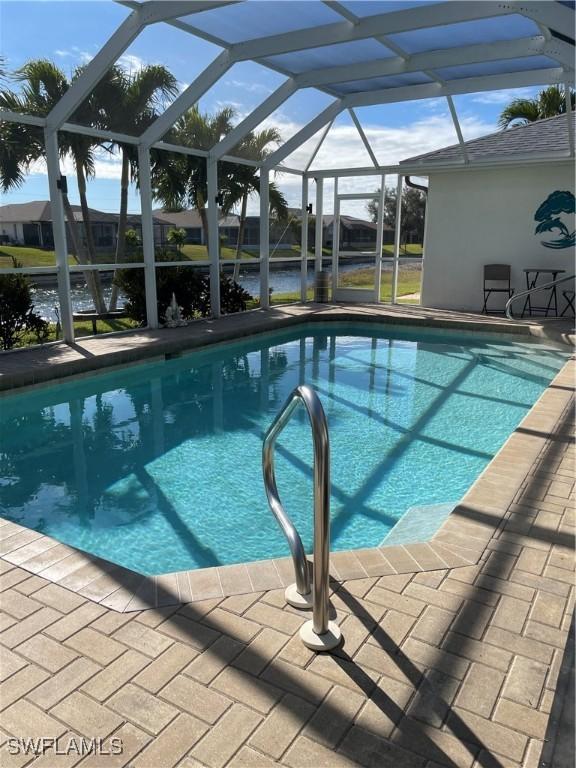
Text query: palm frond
499 85 575 129
269 182 289 220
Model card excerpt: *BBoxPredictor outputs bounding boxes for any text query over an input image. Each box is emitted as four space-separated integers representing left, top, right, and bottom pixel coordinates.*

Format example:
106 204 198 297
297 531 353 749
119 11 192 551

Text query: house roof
321 215 388 231
400 112 576 167
0 201 52 223
0 202 237 228
0 201 140 225
152 209 239 228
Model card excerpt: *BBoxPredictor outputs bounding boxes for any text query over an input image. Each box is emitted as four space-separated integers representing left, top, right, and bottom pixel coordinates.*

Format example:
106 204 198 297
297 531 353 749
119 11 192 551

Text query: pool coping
0 315 573 613
1 302 573 394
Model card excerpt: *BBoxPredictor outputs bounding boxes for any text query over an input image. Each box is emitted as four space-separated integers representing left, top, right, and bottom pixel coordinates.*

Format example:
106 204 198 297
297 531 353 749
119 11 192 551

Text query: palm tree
228 127 288 280
498 85 575 129
100 64 178 309
153 109 288 275
152 105 236 252
0 59 119 312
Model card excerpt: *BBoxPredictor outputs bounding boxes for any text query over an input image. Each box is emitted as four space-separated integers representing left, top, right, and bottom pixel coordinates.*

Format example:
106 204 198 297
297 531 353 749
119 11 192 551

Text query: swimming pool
0 322 568 575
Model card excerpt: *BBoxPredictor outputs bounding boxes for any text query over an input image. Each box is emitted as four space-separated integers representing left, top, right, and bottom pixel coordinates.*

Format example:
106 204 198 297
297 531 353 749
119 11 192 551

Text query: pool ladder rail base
262 384 342 652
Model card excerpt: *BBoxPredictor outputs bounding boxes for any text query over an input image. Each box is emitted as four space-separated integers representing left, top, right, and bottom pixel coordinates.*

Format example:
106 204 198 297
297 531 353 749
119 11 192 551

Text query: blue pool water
0 323 568 575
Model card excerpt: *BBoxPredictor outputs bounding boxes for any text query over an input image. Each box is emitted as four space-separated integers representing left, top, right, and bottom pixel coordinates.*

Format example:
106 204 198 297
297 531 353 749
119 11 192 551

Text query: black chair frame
482 264 514 314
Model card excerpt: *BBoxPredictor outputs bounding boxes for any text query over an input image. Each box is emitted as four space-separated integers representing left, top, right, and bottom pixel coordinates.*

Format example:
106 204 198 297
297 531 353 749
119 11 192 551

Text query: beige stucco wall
421 163 575 312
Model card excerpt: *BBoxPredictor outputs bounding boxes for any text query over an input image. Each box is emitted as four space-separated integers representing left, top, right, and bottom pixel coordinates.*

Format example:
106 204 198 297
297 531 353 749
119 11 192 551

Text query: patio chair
482 264 513 314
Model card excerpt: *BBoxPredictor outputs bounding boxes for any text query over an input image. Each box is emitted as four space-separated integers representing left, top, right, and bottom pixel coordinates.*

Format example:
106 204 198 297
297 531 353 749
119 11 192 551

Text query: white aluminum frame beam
348 108 378 168
0 110 46 127
446 95 469 164
295 36 549 89
143 1 240 25
141 51 234 147
331 176 340 298
61 122 140 145
138 145 159 329
305 148 572 178
230 2 513 61
276 165 304 176
542 38 576 70
314 178 324 277
206 158 221 317
117 0 237 51
44 129 74 342
209 78 297 160
391 175 403 304
46 10 145 130
346 68 573 109
300 177 309 302
259 168 270 309
374 179 386 303
514 1 575 39
304 119 334 172
322 1 358 25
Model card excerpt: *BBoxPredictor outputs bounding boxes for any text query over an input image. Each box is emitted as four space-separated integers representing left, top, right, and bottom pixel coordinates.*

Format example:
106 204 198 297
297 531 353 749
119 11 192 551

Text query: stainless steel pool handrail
263 384 341 650
505 274 575 320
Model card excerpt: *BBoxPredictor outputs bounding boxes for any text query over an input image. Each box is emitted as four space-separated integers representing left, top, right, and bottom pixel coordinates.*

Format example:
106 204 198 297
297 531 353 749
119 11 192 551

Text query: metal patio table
522 268 566 317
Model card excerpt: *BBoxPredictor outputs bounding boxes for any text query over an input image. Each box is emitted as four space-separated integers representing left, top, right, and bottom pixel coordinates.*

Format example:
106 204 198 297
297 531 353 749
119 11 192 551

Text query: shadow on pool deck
89 400 573 767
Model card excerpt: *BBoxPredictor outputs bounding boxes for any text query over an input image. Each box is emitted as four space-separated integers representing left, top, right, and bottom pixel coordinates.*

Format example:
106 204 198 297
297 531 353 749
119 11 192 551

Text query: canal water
30 260 412 321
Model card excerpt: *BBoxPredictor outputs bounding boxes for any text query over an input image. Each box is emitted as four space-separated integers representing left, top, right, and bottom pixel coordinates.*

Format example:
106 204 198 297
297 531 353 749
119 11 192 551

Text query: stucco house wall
421 163 575 312
0 222 23 243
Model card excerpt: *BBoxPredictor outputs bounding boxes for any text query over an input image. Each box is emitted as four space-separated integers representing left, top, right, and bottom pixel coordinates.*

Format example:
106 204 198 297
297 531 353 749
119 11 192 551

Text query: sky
0 0 542 218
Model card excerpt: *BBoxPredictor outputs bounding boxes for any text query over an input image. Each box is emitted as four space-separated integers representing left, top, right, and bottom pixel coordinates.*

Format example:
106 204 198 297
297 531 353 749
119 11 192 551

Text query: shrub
166 227 186 252
125 228 140 247
0 259 49 350
115 266 252 324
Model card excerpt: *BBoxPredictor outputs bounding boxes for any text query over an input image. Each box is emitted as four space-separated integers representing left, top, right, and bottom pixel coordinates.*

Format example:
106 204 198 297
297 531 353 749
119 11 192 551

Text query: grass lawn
1 244 422 268
16 317 140 348
268 266 421 306
340 266 421 294
179 244 310 260
0 246 62 268
0 246 121 268
382 244 423 257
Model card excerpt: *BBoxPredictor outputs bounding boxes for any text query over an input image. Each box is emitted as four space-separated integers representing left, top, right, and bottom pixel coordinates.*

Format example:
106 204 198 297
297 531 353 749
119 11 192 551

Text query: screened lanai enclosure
1 0 574 343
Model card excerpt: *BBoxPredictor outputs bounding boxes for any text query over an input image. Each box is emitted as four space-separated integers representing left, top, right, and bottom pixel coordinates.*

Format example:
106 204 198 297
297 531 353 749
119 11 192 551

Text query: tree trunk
61 193 103 313
199 205 210 254
76 164 106 313
233 193 248 282
108 149 129 311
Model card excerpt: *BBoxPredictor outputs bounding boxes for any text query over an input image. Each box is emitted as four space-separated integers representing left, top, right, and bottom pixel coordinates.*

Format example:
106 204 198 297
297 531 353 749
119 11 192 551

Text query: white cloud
53 46 93 64
117 54 147 73
225 79 274 96
29 147 123 182
471 87 539 105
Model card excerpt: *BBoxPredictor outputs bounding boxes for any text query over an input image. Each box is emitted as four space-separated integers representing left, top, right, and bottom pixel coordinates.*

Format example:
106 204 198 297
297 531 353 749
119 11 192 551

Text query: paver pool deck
0 305 574 767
